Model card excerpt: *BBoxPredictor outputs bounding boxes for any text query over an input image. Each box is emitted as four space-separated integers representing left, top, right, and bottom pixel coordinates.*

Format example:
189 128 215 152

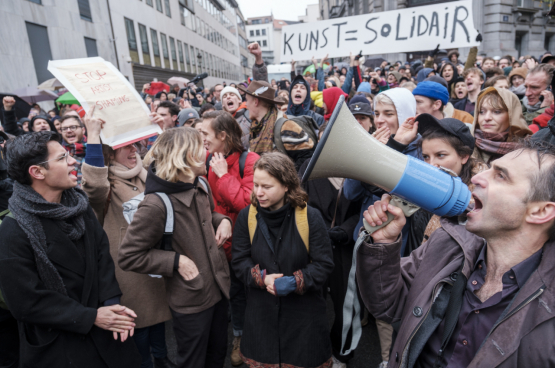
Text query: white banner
48 57 161 148
281 0 479 62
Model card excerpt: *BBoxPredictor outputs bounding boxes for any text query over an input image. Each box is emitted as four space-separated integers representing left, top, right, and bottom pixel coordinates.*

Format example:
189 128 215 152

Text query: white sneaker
332 355 347 368
377 361 389 368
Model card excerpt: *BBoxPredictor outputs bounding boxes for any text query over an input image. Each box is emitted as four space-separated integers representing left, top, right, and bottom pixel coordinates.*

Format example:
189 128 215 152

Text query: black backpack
206 150 249 179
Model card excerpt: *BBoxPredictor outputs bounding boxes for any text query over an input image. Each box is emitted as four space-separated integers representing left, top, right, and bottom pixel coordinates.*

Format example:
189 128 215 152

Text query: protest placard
280 0 479 62
48 57 161 148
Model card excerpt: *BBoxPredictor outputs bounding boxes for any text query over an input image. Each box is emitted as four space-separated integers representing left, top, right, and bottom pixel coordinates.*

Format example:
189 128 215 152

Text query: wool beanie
412 81 450 105
220 86 242 101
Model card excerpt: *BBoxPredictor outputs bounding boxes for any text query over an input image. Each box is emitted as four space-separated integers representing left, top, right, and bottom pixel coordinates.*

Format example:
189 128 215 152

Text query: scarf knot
474 129 518 157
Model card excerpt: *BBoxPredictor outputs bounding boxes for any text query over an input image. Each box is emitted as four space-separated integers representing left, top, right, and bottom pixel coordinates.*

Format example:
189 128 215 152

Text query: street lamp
197 52 203 73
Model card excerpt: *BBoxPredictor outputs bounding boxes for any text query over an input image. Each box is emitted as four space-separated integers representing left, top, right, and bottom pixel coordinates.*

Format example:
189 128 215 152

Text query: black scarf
8 182 89 295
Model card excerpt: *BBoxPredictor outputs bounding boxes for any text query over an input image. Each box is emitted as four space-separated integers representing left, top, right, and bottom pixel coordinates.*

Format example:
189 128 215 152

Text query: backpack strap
295 205 309 253
154 192 174 251
248 205 258 244
206 153 213 175
239 150 249 179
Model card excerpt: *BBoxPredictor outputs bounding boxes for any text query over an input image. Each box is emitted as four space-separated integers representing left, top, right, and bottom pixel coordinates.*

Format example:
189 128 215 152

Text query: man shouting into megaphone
356 139 555 368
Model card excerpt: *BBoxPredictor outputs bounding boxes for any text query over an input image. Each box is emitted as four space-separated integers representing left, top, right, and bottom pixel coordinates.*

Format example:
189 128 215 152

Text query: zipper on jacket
475 286 545 356
398 279 452 367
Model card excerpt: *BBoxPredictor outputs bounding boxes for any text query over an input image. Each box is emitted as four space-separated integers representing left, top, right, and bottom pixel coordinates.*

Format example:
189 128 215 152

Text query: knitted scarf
474 129 518 156
108 153 147 182
8 182 89 295
249 106 278 154
522 96 543 113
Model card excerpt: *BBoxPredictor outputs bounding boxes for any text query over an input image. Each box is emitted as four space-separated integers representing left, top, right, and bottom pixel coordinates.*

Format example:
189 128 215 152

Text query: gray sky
236 0 318 22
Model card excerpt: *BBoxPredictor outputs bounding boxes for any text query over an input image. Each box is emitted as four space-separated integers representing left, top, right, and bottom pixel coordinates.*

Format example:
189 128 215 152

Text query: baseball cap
349 102 373 117
416 113 475 150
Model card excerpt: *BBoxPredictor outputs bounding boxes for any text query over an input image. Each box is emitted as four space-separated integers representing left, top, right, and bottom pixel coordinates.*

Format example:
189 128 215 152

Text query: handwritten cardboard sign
48 57 161 148
280 0 479 62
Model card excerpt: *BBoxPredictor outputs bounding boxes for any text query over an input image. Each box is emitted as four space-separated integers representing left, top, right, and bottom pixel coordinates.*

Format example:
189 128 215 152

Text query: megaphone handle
362 213 394 235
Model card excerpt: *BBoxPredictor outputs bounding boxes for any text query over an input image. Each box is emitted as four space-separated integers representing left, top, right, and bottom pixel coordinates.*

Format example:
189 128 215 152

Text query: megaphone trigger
361 196 420 236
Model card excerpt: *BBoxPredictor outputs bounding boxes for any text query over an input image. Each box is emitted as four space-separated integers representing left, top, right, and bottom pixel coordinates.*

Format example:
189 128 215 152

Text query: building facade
0 0 245 96
246 15 275 64
318 0 555 61
236 8 254 80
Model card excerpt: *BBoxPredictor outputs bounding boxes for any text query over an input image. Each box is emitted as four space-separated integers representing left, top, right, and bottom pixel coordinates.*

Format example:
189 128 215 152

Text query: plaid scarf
474 129 518 156
249 107 278 154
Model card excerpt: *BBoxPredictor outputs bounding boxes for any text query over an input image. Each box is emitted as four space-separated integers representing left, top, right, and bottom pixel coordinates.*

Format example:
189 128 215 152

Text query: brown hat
238 80 281 104
508 67 528 83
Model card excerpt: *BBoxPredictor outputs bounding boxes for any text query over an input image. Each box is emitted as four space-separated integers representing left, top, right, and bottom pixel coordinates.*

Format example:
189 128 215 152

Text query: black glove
429 44 440 58
355 50 363 61
328 226 349 246
476 32 482 42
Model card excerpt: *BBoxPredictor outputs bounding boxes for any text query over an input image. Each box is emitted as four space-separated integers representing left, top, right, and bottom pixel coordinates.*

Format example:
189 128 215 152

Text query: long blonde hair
144 128 205 182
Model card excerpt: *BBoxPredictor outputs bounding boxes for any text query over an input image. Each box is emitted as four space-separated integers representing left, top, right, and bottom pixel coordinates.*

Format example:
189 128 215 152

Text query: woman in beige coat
80 111 174 368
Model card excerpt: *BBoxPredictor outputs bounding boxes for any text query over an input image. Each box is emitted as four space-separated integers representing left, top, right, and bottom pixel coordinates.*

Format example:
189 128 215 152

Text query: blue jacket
343 137 422 255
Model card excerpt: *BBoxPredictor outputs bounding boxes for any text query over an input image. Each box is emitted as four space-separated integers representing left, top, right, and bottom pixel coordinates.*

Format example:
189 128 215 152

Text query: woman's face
253 169 288 211
442 65 454 82
145 96 152 104
53 119 62 133
33 119 51 131
114 144 138 169
478 100 510 134
511 75 524 88
160 94 167 101
196 94 205 104
49 111 56 118
455 82 468 99
200 118 226 154
374 102 399 134
422 138 468 176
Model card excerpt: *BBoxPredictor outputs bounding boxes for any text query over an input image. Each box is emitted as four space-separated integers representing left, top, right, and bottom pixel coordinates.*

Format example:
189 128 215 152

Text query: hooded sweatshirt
416 68 435 83
323 87 348 121
377 88 417 128
439 62 459 96
471 87 532 164
286 75 325 127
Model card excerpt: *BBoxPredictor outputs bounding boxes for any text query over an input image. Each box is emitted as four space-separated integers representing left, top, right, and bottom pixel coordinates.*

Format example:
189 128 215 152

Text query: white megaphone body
302 95 471 232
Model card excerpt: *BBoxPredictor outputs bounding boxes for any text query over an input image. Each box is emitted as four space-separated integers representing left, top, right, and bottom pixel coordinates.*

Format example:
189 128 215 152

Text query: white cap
220 86 241 101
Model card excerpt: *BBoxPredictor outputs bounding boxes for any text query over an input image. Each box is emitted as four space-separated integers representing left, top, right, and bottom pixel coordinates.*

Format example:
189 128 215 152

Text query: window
169 37 177 70
138 24 151 65
146 0 152 5
241 54 248 68
261 29 266 36
124 18 139 63
237 14 245 31
164 0 171 17
28 0 42 3
25 22 54 83
160 33 170 68
84 37 98 57
262 40 267 47
252 19 260 24
264 18 269 23
256 29 260 36
239 35 247 49
190 45 197 73
184 43 191 71
177 41 185 72
249 30 254 37
156 0 163 12
150 29 161 67
179 0 194 11
195 47 201 73
78 0 92 21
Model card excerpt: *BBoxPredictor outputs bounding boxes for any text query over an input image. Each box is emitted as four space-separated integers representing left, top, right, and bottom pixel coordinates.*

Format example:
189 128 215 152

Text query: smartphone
540 86 552 103
278 80 287 90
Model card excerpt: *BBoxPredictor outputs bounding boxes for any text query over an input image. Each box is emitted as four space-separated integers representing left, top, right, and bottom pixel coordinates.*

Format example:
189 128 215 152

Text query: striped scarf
474 129 518 156
249 107 278 154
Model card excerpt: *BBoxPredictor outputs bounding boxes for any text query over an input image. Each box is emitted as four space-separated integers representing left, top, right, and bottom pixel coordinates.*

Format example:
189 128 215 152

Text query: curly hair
250 152 308 209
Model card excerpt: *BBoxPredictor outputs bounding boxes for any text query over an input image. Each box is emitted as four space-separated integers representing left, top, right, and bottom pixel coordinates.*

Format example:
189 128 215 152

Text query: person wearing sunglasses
59 115 87 188
0 131 141 368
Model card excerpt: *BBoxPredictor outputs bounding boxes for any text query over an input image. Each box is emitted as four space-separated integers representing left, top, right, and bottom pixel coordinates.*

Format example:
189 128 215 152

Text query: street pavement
164 295 383 367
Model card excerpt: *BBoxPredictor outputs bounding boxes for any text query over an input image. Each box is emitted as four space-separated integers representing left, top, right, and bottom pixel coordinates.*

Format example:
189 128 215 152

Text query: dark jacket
231 204 334 367
0 206 141 368
118 168 231 315
453 97 474 116
1 109 22 136
287 75 325 127
531 116 555 145
253 61 268 82
357 218 555 368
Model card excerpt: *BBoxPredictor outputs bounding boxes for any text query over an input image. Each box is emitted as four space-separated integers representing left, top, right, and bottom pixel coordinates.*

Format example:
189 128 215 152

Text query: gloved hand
476 32 482 42
328 226 349 246
428 44 440 58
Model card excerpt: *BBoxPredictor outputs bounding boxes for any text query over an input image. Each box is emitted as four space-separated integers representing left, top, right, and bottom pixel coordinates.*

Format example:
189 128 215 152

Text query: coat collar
171 177 210 208
439 218 486 278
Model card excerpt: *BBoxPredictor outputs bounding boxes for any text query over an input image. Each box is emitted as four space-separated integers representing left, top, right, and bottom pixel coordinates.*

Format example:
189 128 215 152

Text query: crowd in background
2 33 555 368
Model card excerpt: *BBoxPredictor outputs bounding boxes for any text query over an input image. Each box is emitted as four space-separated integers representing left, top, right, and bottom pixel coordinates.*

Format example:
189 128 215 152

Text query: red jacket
207 151 259 261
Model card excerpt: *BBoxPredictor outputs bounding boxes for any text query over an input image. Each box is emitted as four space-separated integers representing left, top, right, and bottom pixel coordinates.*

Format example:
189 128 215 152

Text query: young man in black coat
0 132 140 368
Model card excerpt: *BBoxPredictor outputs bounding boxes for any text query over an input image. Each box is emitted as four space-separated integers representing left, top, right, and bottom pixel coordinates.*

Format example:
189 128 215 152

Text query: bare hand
350 52 356 66
2 96 15 111
209 152 228 178
320 54 328 69
179 98 191 109
264 273 284 295
524 58 538 70
111 306 136 342
369 72 381 83
149 112 164 130
142 83 151 92
394 117 418 146
540 90 554 108
215 219 232 247
291 59 296 71
178 255 199 280
95 305 136 334
372 126 391 145
83 105 105 144
248 43 263 63
363 194 406 243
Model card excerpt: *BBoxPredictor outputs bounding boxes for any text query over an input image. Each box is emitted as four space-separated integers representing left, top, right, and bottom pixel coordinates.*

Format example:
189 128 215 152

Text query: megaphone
302 95 471 227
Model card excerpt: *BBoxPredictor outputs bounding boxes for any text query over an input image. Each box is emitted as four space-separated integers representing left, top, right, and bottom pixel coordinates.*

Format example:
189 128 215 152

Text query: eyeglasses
36 151 70 166
60 125 82 132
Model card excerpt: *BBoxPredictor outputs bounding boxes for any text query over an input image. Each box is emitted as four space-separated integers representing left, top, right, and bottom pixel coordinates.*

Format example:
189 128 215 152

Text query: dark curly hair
250 152 308 209
5 131 62 185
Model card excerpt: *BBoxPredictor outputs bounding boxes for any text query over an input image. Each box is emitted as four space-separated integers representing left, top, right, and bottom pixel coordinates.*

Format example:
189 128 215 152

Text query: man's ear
172 115 178 122
433 99 443 111
28 165 46 182
527 201 555 227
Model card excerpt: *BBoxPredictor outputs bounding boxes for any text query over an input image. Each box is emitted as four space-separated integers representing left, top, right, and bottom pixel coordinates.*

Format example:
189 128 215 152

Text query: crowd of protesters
2 33 555 368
